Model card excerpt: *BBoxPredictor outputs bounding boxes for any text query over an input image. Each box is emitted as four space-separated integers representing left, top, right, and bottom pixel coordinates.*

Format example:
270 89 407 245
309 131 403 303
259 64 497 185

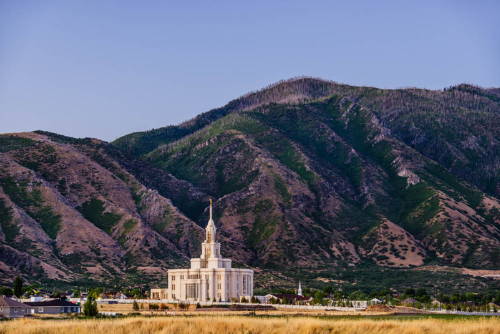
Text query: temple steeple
297 281 303 296
205 199 216 243
198 199 222 262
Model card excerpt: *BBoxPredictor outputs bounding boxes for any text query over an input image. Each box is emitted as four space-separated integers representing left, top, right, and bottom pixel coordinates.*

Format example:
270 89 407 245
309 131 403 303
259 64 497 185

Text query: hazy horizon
1 1 499 141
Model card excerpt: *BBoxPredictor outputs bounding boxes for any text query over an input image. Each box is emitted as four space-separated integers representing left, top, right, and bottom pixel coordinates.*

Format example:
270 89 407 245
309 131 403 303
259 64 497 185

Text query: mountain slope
0 132 204 285
140 94 499 270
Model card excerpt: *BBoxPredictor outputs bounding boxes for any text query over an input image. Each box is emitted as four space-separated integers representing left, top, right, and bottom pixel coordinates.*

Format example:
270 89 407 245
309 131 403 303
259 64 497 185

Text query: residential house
115 292 128 300
401 298 417 306
25 299 80 314
0 296 32 318
253 295 271 304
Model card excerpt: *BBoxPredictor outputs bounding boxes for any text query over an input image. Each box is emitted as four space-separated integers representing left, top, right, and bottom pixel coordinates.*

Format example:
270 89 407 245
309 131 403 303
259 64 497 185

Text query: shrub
178 302 188 310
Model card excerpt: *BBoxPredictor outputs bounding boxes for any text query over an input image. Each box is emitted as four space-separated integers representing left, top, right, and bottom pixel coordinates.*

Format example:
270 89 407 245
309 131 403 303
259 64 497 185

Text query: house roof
402 298 417 303
25 299 79 307
0 296 31 308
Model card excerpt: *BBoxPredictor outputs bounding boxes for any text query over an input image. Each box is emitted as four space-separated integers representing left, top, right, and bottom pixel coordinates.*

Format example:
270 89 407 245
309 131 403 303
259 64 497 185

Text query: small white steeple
205 198 216 243
297 281 303 296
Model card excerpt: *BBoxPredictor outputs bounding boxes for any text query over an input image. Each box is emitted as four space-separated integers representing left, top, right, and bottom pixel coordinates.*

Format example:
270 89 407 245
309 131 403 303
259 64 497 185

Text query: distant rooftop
0 295 31 308
25 299 79 307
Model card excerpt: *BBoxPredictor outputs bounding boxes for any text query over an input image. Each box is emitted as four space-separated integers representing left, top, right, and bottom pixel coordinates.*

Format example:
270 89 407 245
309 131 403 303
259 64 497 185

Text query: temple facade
151 200 254 302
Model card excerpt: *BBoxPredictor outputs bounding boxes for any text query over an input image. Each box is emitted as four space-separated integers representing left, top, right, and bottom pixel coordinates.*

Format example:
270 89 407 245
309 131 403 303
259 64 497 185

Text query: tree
13 276 23 298
73 289 81 298
125 288 143 299
83 295 98 317
349 290 367 301
23 284 40 297
90 287 103 298
133 300 139 311
313 290 326 305
0 287 14 297
51 290 64 299
404 288 416 297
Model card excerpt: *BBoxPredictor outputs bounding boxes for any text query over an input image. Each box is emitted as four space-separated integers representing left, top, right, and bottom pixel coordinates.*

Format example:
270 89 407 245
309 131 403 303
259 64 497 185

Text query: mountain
1 77 499 292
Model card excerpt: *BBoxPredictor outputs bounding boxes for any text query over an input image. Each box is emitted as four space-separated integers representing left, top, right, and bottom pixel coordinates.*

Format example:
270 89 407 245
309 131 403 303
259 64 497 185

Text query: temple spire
205 199 216 243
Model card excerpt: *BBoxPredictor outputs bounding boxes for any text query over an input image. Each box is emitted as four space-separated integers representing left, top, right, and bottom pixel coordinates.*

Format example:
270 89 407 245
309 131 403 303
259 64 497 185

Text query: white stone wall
165 268 253 302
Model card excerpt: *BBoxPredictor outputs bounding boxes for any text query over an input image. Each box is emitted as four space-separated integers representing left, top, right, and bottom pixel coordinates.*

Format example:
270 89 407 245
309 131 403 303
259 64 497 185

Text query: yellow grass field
0 316 499 334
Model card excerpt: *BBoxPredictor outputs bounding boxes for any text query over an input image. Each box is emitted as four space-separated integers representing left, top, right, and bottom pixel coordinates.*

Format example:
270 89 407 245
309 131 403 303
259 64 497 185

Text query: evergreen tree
133 300 139 311
13 276 23 298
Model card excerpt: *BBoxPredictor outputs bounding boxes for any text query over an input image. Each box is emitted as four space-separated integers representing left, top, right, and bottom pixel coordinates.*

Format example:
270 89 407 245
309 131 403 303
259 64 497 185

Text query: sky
1 1 499 141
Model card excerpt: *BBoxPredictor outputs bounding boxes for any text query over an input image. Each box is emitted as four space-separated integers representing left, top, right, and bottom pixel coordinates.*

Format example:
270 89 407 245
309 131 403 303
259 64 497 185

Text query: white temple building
151 200 254 302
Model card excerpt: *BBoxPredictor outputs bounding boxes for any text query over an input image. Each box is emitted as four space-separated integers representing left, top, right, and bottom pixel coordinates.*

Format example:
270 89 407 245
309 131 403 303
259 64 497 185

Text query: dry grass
98 303 134 313
1 316 499 334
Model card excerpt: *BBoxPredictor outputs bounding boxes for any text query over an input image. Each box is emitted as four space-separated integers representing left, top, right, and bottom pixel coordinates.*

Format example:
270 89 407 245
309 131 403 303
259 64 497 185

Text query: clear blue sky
1 1 499 141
